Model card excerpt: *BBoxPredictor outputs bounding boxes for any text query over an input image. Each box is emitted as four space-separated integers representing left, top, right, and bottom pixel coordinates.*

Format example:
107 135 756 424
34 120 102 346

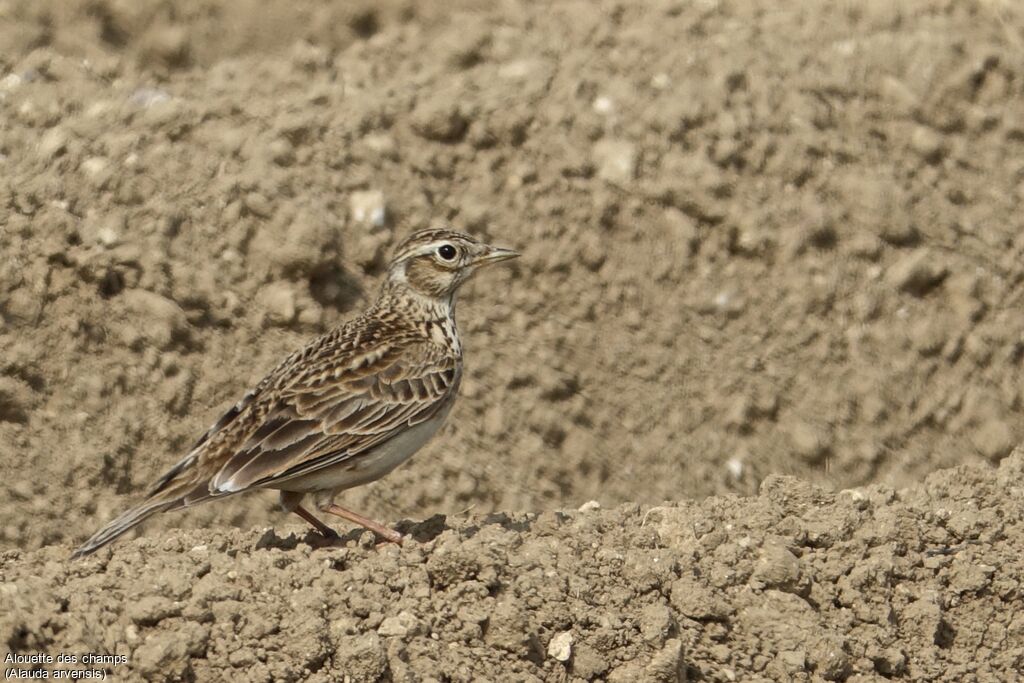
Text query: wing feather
209 342 459 493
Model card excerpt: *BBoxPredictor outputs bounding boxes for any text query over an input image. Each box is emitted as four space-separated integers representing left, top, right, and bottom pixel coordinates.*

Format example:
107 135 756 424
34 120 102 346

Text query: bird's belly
273 411 449 494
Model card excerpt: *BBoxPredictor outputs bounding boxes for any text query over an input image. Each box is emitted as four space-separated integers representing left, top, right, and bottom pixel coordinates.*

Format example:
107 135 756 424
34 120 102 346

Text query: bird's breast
424 317 461 357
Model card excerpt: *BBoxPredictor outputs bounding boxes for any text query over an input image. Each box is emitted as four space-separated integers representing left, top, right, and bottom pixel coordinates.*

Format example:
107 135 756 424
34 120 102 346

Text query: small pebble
350 190 387 227
38 128 68 158
887 248 948 296
258 282 298 327
592 139 637 185
910 125 944 164
788 421 831 462
411 100 467 142
547 631 573 662
244 192 273 218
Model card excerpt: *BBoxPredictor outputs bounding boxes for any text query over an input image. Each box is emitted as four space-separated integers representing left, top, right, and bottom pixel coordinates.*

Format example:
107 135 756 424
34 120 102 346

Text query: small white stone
96 226 119 247
578 500 601 512
362 134 397 158
0 73 23 91
593 96 615 114
499 59 539 80
651 73 671 90
726 457 744 479
592 139 637 185
129 88 171 108
378 611 421 637
350 190 387 227
85 101 114 119
81 156 109 177
38 128 68 158
548 631 573 662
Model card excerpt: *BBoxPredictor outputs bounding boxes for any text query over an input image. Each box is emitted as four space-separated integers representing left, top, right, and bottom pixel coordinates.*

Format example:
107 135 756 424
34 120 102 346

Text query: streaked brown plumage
72 228 518 558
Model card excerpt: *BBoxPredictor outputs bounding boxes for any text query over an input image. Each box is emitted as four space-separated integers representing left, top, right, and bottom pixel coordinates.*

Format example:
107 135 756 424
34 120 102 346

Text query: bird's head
382 228 519 304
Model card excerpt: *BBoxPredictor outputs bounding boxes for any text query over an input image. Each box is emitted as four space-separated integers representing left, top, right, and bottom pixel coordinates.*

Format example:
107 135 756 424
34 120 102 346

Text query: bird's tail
70 449 222 559
70 499 179 559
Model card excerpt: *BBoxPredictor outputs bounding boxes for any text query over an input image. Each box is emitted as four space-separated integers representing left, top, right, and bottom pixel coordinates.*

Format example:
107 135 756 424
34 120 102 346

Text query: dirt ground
4 451 1024 681
3 0 1024 679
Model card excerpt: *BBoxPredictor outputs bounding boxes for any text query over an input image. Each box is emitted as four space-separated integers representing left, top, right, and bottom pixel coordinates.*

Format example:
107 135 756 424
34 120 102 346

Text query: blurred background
3 0 1024 551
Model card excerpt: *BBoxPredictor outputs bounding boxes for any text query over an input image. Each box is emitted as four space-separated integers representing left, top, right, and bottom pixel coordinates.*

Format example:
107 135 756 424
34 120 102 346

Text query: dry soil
2 0 1024 680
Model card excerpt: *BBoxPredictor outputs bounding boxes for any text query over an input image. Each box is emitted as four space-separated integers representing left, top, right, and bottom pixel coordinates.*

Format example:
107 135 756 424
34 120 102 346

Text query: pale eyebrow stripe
399 241 453 260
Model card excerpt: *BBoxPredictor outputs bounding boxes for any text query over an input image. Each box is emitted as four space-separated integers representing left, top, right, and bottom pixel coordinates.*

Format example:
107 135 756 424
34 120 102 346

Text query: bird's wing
204 336 460 494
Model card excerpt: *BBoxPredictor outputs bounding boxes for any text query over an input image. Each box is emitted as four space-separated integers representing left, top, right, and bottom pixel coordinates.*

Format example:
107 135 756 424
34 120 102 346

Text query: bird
72 227 519 558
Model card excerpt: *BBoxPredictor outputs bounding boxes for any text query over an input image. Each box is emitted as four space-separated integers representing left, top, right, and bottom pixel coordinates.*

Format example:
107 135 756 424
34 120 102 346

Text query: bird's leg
321 503 404 544
293 505 339 539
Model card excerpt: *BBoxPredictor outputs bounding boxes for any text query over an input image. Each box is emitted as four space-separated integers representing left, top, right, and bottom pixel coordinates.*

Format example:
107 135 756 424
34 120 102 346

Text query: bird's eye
437 244 457 261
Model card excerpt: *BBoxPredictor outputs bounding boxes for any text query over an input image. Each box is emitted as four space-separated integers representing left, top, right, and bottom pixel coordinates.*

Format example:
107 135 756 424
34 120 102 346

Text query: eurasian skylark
72 228 518 557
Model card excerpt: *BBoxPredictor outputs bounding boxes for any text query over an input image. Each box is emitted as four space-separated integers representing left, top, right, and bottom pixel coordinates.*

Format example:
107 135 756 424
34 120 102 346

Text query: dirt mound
5 450 1023 680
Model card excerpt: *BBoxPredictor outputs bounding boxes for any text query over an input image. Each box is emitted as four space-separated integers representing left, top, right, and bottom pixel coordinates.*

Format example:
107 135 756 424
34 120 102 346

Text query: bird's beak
474 246 520 266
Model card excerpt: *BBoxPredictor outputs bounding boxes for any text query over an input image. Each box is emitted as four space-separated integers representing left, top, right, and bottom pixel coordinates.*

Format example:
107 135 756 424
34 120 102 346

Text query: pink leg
293 505 338 538
321 503 404 544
